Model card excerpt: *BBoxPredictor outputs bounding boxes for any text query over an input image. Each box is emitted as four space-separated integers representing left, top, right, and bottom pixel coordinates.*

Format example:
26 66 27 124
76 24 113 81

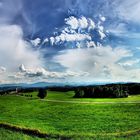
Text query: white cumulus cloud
43 16 106 48
31 38 41 47
53 46 140 82
49 32 91 45
65 16 95 30
18 64 86 80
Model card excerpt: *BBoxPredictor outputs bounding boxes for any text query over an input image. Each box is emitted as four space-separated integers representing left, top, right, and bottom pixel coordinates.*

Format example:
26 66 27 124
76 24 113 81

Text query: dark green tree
37 89 47 99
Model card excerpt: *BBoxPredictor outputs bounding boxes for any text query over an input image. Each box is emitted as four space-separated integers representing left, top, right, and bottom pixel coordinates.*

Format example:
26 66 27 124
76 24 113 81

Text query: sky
0 0 140 85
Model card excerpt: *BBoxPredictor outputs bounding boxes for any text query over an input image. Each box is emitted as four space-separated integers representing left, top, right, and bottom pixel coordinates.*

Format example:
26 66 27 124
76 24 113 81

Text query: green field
0 91 140 139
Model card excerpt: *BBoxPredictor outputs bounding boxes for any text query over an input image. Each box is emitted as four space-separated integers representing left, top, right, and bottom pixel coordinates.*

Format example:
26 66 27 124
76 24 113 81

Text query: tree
74 87 95 98
83 87 94 98
112 85 129 98
37 89 47 99
73 88 84 98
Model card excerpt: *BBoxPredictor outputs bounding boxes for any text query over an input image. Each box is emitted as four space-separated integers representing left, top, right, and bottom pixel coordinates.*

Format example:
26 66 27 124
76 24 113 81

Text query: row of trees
74 85 129 98
31 85 129 99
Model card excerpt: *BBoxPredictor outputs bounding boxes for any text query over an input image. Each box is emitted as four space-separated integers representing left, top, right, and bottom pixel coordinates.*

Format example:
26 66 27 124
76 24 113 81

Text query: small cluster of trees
0 91 10 96
20 94 33 97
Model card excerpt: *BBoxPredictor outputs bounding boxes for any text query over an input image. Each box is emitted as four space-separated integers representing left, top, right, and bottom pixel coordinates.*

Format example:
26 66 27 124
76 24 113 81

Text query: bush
37 89 47 99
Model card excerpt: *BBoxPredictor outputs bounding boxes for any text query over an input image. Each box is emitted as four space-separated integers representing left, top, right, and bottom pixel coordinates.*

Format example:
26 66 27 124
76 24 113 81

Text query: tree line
1 83 140 98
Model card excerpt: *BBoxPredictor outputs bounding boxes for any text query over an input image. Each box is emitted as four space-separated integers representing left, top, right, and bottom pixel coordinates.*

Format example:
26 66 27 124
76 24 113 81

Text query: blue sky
0 0 140 84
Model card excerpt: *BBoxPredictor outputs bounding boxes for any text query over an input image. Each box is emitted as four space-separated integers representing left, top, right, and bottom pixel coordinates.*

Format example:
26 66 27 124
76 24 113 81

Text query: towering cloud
0 24 44 83
0 25 42 71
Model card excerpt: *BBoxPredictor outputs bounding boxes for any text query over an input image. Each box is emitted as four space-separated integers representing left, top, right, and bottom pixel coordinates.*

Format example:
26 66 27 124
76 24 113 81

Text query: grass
0 127 140 140
0 91 140 139
0 127 45 140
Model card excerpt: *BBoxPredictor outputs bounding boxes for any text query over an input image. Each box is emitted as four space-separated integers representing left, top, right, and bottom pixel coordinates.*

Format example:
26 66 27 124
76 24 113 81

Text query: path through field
45 99 140 104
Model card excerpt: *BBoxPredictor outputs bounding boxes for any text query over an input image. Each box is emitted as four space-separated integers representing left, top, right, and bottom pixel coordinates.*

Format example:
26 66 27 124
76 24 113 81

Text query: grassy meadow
0 91 140 139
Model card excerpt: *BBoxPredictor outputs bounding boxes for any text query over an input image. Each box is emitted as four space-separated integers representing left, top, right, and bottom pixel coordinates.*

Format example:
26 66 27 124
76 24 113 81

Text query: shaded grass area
0 127 44 140
0 122 49 139
0 91 140 139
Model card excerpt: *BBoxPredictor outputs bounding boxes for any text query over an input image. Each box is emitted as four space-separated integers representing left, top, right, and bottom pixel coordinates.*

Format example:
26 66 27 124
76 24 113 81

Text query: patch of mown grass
0 92 140 139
